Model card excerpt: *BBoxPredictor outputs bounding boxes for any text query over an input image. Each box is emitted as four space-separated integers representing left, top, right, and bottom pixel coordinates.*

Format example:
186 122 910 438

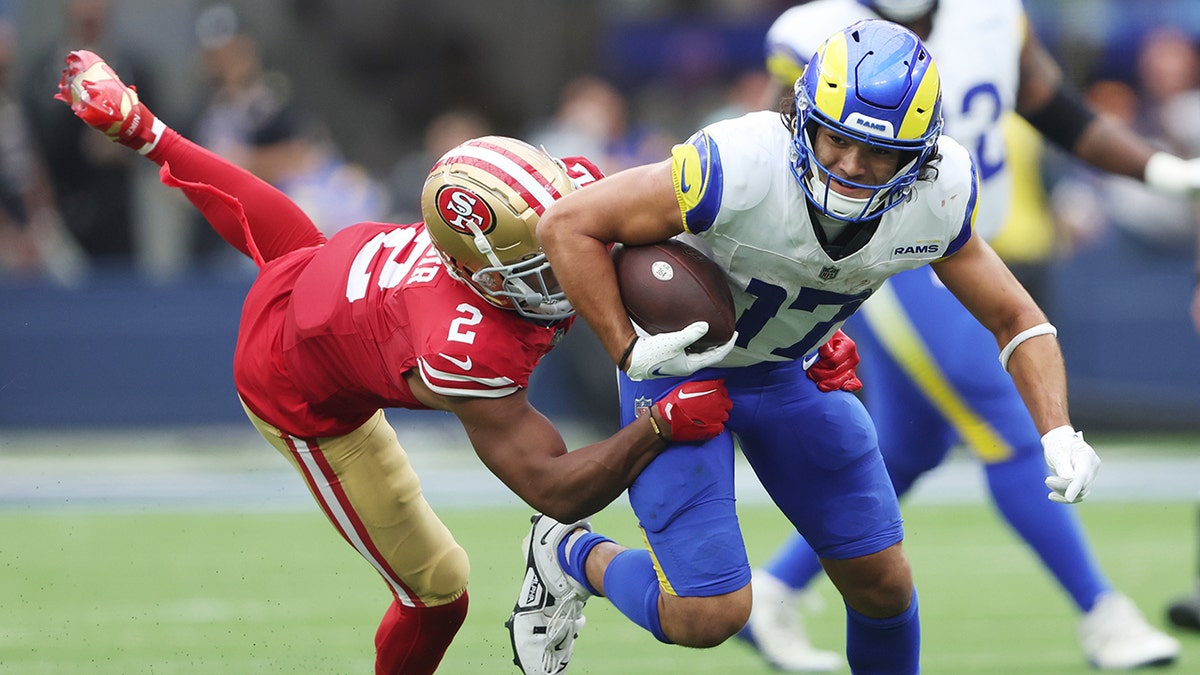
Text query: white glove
624 321 737 381
1144 152 1200 197
1040 425 1101 504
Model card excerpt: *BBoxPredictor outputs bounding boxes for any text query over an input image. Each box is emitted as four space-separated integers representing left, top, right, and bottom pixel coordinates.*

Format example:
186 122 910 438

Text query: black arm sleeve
1022 85 1097 153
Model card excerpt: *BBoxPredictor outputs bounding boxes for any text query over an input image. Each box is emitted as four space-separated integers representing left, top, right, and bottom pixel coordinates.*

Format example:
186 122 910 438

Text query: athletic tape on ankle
562 531 610 597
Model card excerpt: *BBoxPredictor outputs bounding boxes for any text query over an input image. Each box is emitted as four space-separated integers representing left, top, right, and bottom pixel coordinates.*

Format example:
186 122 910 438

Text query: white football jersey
669 111 977 368
765 0 1024 240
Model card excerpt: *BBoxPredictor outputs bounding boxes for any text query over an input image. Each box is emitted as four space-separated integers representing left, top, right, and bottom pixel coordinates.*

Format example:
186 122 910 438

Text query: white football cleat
506 514 593 674
1079 592 1180 669
738 570 843 672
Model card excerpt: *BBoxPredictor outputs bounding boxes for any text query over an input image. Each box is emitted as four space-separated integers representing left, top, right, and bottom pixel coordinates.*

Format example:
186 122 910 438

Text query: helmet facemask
452 243 573 321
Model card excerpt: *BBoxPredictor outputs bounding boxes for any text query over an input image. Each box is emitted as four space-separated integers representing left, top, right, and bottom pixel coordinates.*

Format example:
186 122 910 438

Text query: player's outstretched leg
507 514 594 675
54 49 325 265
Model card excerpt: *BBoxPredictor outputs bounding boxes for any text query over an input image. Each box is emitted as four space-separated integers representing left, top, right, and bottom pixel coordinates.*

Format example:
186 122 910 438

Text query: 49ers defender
54 50 740 674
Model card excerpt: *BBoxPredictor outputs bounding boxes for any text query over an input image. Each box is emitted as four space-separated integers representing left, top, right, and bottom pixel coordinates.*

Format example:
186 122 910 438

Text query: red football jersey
234 221 571 438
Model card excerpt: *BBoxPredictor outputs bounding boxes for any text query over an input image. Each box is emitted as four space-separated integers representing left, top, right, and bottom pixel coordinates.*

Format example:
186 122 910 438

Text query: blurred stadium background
2 0 1199 672
3 0 1200 433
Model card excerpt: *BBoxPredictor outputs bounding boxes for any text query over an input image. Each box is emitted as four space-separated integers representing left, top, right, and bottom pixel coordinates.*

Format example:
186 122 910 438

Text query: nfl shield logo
819 265 840 280
634 396 654 419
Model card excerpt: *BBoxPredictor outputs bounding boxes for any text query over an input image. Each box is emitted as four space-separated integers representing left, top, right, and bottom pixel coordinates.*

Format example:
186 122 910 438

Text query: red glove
654 379 732 442
807 329 863 393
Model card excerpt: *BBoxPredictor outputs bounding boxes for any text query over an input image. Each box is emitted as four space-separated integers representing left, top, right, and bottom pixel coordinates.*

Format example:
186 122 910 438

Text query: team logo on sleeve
670 131 723 233
435 185 496 235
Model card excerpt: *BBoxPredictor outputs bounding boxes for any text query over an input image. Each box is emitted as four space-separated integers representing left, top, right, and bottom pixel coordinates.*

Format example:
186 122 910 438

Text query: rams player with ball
516 19 1102 675
742 0 1188 671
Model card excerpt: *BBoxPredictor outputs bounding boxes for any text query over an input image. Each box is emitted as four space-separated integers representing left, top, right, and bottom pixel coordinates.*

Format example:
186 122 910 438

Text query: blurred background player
19 0 156 269
387 107 492 223
0 17 82 285
521 19 1103 675
186 2 388 269
742 0 1197 670
527 74 674 177
55 50 735 675
1049 26 1200 327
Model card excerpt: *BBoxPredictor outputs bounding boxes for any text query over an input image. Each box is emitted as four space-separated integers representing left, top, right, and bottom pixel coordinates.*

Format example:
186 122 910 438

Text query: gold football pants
242 401 469 608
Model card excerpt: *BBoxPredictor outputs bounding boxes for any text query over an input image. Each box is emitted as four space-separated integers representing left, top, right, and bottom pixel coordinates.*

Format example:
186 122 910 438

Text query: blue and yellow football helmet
792 19 943 222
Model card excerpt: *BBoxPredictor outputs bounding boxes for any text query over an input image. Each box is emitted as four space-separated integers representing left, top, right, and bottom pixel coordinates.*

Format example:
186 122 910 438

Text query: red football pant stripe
283 434 422 607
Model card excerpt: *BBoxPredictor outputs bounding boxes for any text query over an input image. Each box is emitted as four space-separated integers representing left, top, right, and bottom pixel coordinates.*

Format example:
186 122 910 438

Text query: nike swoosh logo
439 353 472 370
679 158 691 193
677 388 717 399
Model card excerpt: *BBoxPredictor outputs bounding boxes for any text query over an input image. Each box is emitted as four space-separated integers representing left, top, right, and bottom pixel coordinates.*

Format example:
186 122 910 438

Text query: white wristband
999 322 1058 372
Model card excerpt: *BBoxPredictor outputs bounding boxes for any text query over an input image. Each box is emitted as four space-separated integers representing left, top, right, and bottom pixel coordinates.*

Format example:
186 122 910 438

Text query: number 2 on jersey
345 228 441 302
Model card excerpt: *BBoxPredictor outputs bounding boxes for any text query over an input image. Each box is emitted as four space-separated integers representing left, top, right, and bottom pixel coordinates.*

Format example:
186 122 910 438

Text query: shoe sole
507 514 541 670
1090 655 1178 670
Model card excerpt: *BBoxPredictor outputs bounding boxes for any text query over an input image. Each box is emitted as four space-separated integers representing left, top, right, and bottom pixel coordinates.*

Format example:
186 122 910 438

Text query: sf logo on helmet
436 186 495 235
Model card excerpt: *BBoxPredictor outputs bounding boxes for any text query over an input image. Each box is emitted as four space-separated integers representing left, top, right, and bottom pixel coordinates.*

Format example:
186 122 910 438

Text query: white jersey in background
765 0 1023 240
670 111 978 368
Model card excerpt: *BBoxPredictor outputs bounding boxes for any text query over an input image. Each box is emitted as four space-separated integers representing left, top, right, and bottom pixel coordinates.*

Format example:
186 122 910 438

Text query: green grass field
0 500 1196 674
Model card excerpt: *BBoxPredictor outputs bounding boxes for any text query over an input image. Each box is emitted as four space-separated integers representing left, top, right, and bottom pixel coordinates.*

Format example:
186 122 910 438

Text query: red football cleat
54 49 162 154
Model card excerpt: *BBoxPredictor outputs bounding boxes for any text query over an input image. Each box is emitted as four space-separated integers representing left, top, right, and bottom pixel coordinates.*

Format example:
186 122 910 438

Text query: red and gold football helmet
421 136 576 321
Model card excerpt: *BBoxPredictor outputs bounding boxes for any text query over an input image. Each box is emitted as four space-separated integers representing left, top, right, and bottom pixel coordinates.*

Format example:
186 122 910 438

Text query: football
611 236 736 352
